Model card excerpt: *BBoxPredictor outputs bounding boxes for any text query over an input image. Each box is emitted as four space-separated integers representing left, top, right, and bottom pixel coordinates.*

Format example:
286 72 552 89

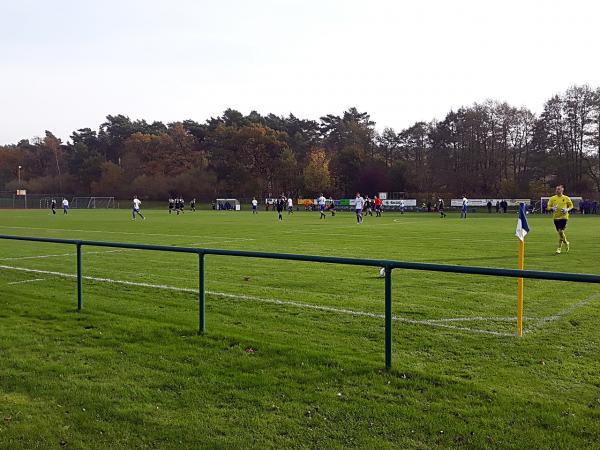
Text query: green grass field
0 208 599 449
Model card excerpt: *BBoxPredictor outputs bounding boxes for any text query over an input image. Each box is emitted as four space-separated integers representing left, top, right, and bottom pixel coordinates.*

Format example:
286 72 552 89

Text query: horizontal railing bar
1 234 599 284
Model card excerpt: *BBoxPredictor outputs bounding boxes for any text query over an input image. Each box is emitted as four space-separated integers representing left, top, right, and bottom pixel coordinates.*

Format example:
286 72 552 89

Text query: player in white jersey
287 197 294 215
461 195 468 219
251 197 258 214
62 198 69 215
355 192 364 224
317 194 326 219
132 196 145 220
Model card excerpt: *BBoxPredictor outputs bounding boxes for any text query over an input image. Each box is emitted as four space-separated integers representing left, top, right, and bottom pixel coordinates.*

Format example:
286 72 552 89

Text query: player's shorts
320 205 325 211
252 205 257 210
553 219 568 231
355 208 362 214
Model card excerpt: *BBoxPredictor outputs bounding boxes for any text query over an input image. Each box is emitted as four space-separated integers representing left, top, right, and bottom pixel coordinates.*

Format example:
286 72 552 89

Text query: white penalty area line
0 249 127 261
0 240 252 262
523 293 600 334
0 226 255 242
0 264 520 337
7 278 45 285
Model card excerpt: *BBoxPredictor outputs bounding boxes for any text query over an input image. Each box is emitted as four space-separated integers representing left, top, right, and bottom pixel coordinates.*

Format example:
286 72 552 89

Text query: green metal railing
2 233 600 369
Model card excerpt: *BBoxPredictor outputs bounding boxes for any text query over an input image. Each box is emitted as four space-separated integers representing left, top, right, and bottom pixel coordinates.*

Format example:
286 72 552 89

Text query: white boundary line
0 225 255 241
0 240 250 262
0 249 127 261
523 293 600 334
2 264 597 337
7 278 45 285
427 316 536 323
0 263 517 336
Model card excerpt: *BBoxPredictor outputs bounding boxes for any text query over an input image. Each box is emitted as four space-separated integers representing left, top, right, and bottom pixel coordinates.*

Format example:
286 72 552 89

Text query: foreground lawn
0 209 599 448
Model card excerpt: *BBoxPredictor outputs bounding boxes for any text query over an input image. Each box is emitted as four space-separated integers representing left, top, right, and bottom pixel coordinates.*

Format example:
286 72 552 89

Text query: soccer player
287 196 294 215
317 193 326 219
62 198 69 215
374 195 382 217
460 195 468 219
251 197 258 214
276 195 285 221
168 197 174 214
190 198 196 212
132 195 145 220
51 198 56 215
399 199 405 215
365 196 373 216
328 196 336 217
355 192 364 224
438 198 447 218
546 184 573 254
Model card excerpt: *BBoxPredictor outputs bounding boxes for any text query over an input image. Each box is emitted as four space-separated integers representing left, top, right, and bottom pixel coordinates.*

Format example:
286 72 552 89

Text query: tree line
1 84 599 201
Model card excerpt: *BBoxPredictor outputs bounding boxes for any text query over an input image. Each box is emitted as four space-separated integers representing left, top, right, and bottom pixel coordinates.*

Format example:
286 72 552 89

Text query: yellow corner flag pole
517 239 524 337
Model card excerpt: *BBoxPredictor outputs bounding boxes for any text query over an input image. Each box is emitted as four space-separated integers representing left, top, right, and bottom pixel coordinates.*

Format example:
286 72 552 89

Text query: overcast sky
1 0 599 144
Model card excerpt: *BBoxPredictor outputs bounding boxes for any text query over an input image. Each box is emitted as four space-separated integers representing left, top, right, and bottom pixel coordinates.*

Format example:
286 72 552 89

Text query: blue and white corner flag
515 203 530 241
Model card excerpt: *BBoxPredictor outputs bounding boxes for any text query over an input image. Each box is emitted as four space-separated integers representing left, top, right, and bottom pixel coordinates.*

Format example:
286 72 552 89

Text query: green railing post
76 243 83 311
198 252 205 335
385 266 392 370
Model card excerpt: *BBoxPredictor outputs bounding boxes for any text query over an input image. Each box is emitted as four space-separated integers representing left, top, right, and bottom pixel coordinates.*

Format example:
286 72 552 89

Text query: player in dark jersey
328 197 336 217
175 197 184 215
365 197 373 216
438 199 447 218
168 198 174 214
276 195 285 221
51 198 56 215
190 198 196 212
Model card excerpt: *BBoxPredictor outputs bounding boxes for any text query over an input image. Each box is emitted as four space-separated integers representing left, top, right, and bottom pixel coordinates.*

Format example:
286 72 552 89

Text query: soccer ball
379 267 386 278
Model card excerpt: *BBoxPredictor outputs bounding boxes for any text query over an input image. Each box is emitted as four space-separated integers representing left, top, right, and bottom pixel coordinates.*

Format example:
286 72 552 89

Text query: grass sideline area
0 209 599 449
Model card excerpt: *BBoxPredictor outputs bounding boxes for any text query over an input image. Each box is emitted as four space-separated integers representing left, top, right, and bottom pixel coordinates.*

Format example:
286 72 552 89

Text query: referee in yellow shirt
546 184 574 254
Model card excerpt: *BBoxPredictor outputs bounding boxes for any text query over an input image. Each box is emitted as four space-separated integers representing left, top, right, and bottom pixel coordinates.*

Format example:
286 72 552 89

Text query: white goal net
71 197 116 209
